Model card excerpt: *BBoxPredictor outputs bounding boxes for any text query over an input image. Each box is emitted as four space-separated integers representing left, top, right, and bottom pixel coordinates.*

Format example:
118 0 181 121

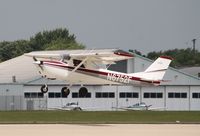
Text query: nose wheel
41 84 48 93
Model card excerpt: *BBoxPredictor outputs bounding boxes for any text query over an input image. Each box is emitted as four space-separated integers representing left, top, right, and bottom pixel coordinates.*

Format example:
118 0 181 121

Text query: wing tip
114 50 134 57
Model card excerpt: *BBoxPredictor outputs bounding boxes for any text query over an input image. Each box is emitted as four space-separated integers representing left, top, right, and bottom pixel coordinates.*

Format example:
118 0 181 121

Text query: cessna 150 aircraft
25 49 172 97
114 102 165 111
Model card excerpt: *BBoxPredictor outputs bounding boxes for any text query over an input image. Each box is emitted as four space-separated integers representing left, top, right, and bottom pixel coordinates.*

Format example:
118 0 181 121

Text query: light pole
192 39 196 54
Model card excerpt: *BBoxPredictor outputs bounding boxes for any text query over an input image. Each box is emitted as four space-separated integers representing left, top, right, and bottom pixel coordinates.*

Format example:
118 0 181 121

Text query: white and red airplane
25 49 172 96
113 102 165 111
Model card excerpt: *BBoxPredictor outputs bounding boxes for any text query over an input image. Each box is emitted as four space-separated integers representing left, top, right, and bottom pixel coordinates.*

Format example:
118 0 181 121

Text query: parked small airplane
117 102 152 111
62 102 82 111
48 102 82 111
25 49 172 96
114 102 164 111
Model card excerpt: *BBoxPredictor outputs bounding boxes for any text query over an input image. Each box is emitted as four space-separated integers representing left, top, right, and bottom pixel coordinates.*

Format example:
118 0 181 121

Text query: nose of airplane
33 60 43 65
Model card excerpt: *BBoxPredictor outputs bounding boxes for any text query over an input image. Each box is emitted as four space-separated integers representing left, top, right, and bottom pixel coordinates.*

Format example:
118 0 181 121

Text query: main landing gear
78 87 88 97
61 87 70 97
40 85 71 97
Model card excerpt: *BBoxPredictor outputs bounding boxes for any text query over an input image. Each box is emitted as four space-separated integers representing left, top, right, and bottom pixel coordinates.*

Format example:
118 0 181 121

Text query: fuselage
35 60 160 86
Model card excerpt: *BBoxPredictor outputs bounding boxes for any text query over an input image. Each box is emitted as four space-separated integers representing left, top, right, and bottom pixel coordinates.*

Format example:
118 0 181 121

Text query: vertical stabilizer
132 56 173 81
145 56 172 73
143 56 172 81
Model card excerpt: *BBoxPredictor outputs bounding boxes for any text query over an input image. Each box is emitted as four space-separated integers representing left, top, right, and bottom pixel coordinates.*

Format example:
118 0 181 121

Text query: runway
0 124 200 136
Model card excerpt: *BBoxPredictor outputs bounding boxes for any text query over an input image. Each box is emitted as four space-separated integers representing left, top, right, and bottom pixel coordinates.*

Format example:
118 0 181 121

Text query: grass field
0 111 200 124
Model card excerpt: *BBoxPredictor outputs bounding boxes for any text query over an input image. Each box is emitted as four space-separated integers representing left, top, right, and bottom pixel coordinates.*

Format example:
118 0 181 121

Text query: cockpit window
73 59 85 68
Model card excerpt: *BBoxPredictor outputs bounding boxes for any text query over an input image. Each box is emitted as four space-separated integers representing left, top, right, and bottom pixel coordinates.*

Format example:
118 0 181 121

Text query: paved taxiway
0 124 200 136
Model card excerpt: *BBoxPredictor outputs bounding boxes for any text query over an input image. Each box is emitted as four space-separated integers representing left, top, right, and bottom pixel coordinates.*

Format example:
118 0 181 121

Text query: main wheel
79 87 88 97
41 85 48 93
61 87 70 97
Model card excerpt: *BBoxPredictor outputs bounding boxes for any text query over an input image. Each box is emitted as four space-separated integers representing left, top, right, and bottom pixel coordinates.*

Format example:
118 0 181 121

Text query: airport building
0 53 200 111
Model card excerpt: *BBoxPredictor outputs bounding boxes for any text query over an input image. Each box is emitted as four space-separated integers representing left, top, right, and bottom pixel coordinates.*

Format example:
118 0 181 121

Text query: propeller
32 57 44 71
33 56 37 61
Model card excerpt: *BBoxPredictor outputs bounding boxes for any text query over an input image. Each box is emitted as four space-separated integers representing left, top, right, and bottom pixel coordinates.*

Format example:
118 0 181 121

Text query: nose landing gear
41 84 48 93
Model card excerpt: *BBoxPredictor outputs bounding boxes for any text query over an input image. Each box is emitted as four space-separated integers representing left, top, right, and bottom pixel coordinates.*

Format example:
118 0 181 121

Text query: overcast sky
0 0 200 54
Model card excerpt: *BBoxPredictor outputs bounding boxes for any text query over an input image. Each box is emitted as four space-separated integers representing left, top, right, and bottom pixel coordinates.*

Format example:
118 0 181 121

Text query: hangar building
0 52 200 111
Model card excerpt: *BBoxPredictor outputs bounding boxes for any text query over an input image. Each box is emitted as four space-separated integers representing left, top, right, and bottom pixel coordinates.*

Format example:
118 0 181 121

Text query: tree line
0 28 84 62
130 48 200 68
147 48 200 68
0 28 200 68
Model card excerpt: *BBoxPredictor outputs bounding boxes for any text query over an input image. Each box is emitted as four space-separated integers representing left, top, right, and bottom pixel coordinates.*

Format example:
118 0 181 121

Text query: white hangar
0 52 200 111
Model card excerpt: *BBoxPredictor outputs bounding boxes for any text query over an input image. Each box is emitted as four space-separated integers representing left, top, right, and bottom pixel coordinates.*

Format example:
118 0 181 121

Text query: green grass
0 111 200 124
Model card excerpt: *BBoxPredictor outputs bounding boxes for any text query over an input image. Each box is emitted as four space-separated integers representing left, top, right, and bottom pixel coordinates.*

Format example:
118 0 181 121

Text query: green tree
45 38 85 50
29 28 77 51
147 48 200 68
0 28 85 62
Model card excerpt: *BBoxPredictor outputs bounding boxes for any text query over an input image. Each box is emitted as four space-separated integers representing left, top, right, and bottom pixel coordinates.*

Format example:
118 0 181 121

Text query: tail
132 56 173 82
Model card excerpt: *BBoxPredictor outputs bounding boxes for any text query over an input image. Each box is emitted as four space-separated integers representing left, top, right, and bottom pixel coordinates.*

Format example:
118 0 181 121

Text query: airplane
49 102 82 111
25 49 172 97
113 102 164 111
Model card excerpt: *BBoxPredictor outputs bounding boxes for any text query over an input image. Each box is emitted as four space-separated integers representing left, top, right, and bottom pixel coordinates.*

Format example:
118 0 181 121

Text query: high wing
25 49 133 65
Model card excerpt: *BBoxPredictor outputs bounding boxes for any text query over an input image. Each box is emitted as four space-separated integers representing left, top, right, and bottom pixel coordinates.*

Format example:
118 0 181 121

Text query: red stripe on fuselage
44 60 64 64
43 61 160 85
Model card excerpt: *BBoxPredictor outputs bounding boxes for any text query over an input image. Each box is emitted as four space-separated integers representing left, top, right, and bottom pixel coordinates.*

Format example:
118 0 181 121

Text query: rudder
145 56 173 73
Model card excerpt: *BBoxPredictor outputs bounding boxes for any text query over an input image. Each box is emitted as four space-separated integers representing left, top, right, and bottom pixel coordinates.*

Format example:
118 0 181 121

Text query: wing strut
69 57 89 76
66 50 94 88
69 49 94 76
64 57 89 92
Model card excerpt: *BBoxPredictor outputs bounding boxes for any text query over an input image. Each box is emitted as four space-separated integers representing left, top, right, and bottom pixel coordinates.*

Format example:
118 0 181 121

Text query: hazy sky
0 0 200 54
